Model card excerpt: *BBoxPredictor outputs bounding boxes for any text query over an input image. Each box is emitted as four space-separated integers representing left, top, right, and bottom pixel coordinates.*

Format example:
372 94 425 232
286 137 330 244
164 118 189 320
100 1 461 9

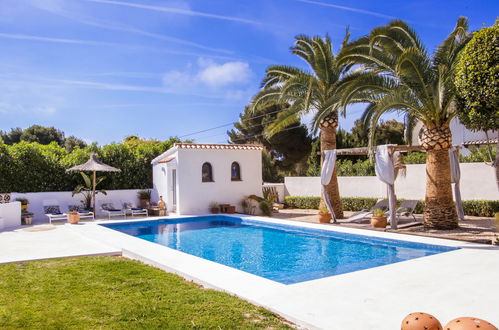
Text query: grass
0 256 292 329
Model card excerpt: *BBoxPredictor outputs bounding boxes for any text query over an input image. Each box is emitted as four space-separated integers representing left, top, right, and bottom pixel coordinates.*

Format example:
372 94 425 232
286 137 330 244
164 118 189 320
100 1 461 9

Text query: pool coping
68 215 499 329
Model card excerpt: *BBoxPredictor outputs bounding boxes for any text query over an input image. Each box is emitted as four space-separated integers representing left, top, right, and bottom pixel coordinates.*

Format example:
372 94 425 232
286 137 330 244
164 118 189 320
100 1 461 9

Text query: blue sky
0 0 497 145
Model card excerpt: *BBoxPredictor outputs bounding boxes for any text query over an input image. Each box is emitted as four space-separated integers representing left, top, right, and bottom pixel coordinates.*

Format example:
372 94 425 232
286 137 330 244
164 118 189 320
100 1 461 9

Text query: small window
202 162 213 182
231 162 241 181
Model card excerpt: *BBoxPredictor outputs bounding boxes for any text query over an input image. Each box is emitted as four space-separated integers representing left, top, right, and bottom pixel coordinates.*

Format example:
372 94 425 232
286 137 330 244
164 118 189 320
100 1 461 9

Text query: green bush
0 138 181 193
284 196 499 217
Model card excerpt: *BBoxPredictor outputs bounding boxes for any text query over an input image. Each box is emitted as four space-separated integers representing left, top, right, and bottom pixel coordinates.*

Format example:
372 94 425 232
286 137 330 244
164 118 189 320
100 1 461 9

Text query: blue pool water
102 216 457 284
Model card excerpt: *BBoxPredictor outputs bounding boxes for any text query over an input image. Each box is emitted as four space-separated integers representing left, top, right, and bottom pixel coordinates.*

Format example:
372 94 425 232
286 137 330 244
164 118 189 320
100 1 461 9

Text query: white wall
0 202 21 229
284 163 499 201
152 149 178 214
176 148 262 215
10 189 142 221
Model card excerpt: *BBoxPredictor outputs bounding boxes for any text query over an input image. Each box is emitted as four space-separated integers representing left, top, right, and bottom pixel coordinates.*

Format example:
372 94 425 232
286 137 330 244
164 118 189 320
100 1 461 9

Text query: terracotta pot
22 216 33 225
318 213 331 223
211 208 219 214
68 213 80 224
371 215 387 228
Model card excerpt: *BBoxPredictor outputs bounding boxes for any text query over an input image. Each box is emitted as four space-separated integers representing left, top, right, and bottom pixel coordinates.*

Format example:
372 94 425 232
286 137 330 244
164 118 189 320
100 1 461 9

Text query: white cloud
197 59 251 87
163 58 252 89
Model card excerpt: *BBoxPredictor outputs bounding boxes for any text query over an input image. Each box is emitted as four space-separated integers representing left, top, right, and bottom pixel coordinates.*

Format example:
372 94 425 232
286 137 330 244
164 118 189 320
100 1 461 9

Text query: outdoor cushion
132 208 144 210
123 202 133 209
50 212 63 215
78 211 91 214
44 205 61 214
109 209 121 212
101 203 114 211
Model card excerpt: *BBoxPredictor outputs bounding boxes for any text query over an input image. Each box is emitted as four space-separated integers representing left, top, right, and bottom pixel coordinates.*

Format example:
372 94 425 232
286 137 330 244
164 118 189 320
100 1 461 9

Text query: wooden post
92 171 97 214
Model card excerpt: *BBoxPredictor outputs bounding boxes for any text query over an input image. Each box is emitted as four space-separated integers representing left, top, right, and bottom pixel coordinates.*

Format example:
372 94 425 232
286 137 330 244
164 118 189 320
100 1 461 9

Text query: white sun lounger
121 201 148 217
43 199 68 224
343 199 389 223
100 201 126 220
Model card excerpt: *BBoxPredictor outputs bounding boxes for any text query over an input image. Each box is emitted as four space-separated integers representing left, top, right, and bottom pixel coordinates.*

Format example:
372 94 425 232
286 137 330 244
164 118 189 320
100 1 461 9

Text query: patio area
272 209 499 245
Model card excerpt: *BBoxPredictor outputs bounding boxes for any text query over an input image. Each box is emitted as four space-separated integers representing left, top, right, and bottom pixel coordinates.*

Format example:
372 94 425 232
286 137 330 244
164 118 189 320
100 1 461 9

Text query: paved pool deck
2 215 499 329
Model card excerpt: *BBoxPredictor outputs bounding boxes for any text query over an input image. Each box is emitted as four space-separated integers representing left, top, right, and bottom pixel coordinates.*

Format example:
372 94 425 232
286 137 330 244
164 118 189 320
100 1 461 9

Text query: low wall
10 189 142 222
284 163 499 201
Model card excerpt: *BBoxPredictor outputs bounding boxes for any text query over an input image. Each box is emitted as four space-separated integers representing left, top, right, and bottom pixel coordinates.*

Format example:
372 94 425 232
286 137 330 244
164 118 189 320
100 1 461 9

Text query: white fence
10 189 142 222
283 163 499 200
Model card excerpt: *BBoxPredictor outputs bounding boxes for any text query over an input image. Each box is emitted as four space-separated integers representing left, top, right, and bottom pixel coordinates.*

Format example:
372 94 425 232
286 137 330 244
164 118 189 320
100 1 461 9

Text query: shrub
0 138 181 193
284 196 499 217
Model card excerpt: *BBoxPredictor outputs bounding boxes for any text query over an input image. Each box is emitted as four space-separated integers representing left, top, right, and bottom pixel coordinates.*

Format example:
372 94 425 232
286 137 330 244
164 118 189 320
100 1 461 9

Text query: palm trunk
319 114 344 219
421 126 458 229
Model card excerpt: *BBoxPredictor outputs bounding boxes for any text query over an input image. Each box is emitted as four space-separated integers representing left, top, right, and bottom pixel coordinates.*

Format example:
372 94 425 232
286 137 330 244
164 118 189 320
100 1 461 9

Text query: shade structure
67 153 121 213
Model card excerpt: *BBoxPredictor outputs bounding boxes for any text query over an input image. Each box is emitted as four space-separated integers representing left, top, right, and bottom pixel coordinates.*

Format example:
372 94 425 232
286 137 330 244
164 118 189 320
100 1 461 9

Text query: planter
318 213 331 223
210 207 219 214
68 213 80 224
371 215 387 228
140 199 150 208
21 216 33 225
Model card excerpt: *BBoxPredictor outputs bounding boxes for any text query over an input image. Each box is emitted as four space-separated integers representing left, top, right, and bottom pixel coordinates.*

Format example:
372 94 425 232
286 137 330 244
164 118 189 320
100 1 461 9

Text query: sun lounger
122 201 148 217
343 199 389 223
395 200 418 221
43 199 68 224
100 201 126 220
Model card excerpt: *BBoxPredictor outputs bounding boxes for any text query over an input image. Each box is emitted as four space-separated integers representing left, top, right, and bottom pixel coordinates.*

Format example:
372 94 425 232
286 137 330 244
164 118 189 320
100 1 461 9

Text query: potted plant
210 202 219 214
72 172 107 211
138 190 152 208
15 198 29 212
68 210 80 224
21 211 34 225
318 205 332 223
371 208 387 228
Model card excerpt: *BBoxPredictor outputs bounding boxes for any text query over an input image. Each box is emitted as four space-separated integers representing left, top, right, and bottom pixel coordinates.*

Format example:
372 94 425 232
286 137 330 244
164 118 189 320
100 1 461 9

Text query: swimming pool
102 216 457 284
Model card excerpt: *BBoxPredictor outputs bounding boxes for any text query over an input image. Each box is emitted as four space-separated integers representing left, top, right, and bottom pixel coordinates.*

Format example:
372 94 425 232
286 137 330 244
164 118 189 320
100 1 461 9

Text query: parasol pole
92 170 97 213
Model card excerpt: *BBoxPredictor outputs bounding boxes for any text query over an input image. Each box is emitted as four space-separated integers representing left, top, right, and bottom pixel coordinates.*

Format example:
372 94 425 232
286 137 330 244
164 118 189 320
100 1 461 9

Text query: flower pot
140 199 149 208
68 213 80 224
318 213 331 223
22 216 32 225
211 207 219 214
371 215 387 228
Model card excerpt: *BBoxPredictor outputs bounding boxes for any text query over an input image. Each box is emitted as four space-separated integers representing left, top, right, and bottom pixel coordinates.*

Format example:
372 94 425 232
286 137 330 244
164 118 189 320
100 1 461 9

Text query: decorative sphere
444 317 497 330
401 312 442 330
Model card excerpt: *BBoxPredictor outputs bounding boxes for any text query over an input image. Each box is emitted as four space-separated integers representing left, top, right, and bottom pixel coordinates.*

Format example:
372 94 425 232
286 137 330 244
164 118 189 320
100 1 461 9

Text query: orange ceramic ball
444 317 498 330
401 312 443 330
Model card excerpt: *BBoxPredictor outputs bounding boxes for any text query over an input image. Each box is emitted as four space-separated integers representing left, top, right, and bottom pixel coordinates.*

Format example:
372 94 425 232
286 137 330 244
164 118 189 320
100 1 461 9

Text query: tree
72 172 107 210
455 23 499 185
64 136 87 151
228 104 312 177
251 34 351 219
339 18 471 229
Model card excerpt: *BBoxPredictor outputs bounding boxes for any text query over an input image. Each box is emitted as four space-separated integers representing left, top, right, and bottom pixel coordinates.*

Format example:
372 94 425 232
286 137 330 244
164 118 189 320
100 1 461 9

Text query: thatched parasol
67 153 120 212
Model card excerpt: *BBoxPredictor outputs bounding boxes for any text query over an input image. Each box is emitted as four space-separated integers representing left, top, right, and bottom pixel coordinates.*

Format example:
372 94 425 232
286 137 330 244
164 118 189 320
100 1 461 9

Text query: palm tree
251 34 351 219
338 18 470 229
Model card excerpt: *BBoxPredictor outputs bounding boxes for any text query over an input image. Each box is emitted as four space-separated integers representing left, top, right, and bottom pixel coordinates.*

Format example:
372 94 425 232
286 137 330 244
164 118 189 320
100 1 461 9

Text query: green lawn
0 256 292 329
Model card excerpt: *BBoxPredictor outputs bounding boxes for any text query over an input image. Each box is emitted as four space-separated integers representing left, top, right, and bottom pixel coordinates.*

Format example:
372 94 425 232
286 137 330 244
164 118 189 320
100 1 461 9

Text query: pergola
321 144 464 229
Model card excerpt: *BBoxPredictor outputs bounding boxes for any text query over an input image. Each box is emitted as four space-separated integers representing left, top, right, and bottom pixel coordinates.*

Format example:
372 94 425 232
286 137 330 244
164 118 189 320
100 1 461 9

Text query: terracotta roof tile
174 143 263 150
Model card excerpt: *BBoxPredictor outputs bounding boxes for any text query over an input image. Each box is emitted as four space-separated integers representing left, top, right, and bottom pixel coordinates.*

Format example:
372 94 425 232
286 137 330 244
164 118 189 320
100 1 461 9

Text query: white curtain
375 145 398 229
449 148 465 220
321 150 337 223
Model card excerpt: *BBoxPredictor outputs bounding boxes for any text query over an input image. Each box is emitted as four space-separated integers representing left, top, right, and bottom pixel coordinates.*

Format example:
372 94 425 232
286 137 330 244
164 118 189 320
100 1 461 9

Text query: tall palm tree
251 34 351 219
338 18 470 229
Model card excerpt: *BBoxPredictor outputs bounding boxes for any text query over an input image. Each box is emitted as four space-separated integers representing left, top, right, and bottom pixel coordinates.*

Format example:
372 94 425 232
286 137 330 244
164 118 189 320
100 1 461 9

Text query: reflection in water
104 217 457 284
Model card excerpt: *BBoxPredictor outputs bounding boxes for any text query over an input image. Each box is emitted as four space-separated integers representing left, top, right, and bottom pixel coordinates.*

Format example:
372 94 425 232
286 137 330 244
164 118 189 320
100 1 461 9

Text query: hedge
284 196 499 218
0 140 179 193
